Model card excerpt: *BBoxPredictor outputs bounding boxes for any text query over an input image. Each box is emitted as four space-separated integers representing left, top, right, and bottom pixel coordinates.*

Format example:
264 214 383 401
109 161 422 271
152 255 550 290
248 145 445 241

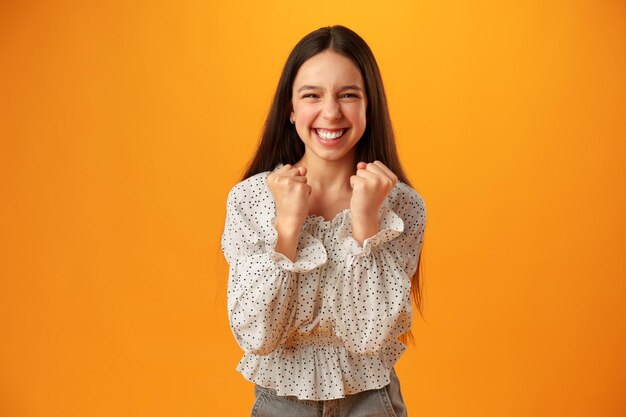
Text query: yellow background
1 1 625 416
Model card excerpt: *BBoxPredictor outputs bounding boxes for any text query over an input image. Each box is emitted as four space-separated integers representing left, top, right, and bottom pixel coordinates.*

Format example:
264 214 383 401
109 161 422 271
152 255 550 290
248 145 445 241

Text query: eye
339 93 358 99
302 93 319 99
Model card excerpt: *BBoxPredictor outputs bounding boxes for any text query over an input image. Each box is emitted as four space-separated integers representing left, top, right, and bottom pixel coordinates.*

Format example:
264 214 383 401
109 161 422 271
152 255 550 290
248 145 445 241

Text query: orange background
1 1 625 416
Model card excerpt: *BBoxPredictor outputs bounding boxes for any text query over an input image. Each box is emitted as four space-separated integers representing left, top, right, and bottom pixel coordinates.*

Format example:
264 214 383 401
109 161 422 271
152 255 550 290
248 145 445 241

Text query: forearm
331 246 411 354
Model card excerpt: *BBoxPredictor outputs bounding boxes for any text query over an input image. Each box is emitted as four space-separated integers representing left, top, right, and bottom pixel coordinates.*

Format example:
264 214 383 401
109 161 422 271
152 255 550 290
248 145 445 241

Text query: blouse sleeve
331 187 426 355
221 185 328 356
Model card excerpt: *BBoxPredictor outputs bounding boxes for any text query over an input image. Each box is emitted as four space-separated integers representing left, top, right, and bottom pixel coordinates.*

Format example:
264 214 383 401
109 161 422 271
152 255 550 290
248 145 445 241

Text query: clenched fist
265 164 311 263
350 160 398 245
266 164 312 229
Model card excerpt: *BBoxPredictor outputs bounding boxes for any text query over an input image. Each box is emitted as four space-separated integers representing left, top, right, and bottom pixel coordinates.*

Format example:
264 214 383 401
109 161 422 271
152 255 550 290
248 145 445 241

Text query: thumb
298 166 307 176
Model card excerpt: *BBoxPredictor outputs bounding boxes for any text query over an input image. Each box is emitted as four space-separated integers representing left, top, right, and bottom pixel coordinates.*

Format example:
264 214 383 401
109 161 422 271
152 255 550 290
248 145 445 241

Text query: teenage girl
221 25 426 417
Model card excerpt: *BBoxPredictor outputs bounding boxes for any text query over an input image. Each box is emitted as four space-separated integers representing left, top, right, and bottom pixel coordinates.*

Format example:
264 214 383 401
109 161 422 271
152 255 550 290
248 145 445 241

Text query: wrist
274 218 301 263
351 210 380 246
275 217 302 239
275 215 302 230
351 208 381 228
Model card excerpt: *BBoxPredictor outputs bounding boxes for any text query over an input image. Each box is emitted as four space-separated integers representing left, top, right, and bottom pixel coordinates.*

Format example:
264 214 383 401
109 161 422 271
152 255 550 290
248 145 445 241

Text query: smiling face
290 49 367 166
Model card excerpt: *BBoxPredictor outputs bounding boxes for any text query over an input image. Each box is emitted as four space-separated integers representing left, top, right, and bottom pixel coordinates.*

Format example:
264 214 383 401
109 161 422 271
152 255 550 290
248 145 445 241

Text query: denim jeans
250 368 408 417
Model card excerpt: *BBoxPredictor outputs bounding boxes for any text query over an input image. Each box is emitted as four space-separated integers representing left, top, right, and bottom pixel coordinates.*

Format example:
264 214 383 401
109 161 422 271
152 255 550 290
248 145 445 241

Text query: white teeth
316 129 344 140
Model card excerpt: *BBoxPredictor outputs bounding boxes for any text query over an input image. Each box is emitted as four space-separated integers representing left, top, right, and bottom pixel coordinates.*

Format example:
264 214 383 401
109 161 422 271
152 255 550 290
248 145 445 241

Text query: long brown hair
241 25 424 342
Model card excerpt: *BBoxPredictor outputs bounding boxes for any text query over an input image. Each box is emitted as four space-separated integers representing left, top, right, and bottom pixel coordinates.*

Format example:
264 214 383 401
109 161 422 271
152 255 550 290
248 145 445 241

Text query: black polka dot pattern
221 163 426 400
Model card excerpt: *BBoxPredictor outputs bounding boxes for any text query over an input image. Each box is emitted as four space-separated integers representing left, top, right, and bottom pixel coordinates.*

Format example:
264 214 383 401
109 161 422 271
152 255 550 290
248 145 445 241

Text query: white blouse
221 163 426 400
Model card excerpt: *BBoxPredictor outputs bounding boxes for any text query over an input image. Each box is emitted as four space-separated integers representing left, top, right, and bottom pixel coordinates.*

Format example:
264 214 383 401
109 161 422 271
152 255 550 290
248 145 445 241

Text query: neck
294 152 356 193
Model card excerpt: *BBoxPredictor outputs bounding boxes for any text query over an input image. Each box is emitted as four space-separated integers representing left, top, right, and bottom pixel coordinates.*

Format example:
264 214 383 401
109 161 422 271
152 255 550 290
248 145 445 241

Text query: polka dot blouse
221 163 426 400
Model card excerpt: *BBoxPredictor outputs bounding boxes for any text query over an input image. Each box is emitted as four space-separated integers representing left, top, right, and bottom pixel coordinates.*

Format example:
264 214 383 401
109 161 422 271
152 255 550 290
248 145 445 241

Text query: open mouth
314 128 347 141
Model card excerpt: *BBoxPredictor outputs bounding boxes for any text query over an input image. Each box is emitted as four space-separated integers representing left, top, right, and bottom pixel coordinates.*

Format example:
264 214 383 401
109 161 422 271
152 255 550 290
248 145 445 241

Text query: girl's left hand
349 160 398 220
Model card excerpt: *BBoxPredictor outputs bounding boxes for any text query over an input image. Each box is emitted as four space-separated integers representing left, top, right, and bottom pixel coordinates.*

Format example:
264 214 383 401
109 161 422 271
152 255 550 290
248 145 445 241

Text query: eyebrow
297 84 363 92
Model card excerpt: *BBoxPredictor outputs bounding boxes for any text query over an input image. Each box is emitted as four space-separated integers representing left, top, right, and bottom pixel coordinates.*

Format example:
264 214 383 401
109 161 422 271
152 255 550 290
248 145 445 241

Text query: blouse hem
235 340 407 401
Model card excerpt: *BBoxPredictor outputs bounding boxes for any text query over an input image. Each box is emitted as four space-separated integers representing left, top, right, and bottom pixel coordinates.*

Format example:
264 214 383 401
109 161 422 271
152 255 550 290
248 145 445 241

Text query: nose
321 97 342 121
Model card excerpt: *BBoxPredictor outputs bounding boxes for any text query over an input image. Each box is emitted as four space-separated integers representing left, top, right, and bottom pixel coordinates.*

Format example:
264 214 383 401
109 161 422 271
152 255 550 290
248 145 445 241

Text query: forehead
293 50 364 89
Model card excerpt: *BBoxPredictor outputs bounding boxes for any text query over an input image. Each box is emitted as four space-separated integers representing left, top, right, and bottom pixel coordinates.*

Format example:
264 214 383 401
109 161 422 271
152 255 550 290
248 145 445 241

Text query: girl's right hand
266 164 311 229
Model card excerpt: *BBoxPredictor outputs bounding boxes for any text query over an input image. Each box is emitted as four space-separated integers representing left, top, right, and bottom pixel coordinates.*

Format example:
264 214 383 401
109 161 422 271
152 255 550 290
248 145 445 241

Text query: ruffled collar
303 207 350 230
